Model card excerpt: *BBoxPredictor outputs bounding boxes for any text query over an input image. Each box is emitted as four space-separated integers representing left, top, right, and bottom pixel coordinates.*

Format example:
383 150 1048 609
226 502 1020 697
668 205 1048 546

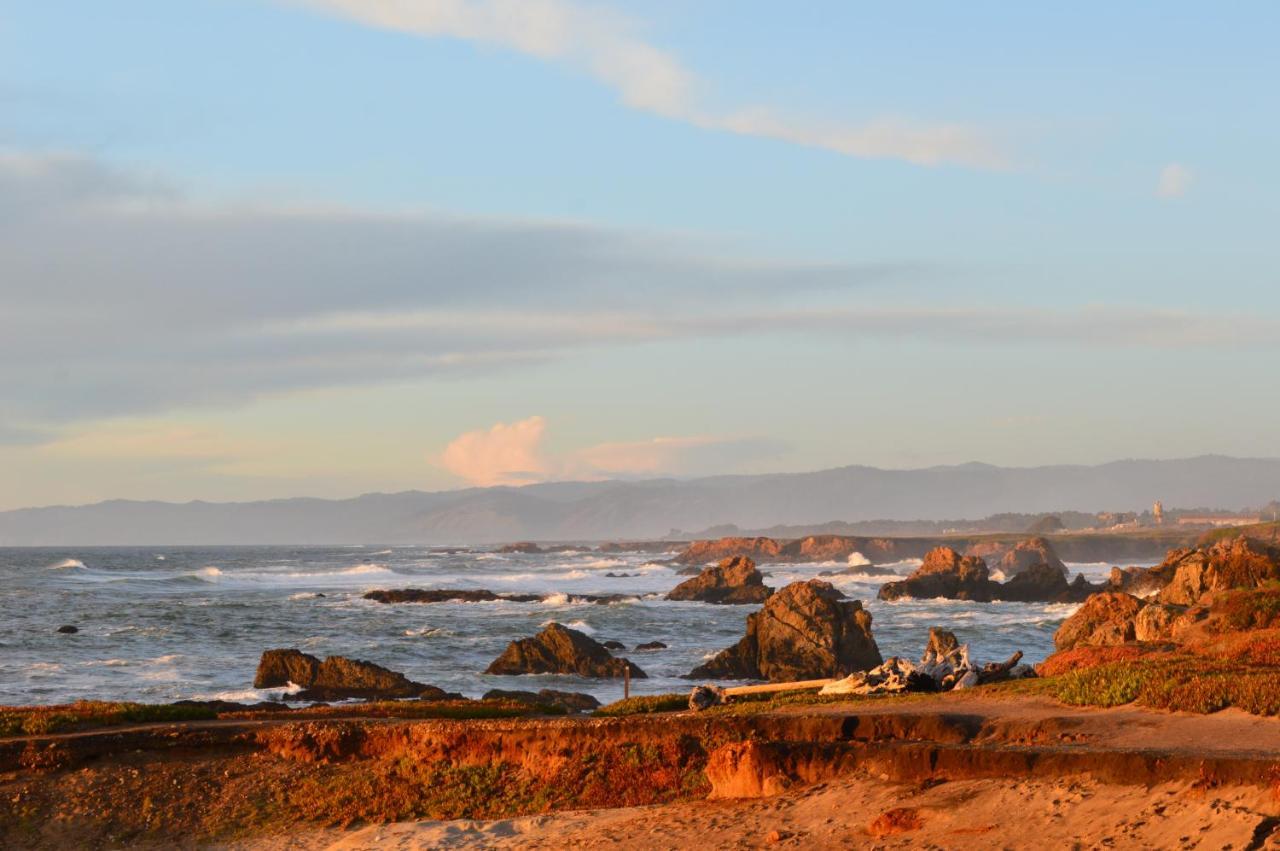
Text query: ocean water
0 546 1122 706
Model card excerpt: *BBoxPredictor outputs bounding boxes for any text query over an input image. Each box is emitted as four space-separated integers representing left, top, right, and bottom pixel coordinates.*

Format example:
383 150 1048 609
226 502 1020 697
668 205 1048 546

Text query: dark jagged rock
56 625 79 634
497 542 544 554
485 623 646 678
688 580 881 682
635 641 668 651
817 564 900 578
602 640 626 650
1106 564 1172 597
253 648 451 701
879 547 995 602
666 556 773 604
998 562 1073 602
481 688 601 713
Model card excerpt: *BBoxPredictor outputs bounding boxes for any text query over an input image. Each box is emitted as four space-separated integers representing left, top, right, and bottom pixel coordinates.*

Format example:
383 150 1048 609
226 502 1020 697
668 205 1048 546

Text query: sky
1 1 1278 510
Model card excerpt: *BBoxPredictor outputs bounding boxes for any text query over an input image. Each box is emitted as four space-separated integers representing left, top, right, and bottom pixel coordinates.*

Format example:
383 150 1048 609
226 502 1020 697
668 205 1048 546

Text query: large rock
688 580 881 681
1156 538 1280 606
485 623 645 678
1052 592 1145 651
666 556 773 604
879 547 995 602
993 537 1068 578
675 536 784 565
997 562 1073 602
254 649 450 701
965 537 1067 578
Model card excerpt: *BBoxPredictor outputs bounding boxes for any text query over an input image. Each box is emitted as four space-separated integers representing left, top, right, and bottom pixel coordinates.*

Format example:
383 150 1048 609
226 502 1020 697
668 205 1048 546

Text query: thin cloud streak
3 150 1273 440
292 0 1008 169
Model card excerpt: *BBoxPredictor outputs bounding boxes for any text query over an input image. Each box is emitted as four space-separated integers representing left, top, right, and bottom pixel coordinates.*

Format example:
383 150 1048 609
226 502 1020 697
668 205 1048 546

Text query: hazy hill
1 455 1276 546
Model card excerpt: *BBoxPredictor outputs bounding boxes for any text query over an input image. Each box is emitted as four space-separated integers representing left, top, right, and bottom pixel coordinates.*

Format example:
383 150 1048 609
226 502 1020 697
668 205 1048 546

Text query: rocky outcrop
666 556 773 604
481 689 601 713
1054 540 1280 652
253 649 451 701
1053 592 1146 651
635 641 668 651
879 547 995 602
675 536 784 565
688 580 881 681
485 623 645 678
1156 538 1280 606
966 537 1067 578
878 546 1097 604
998 562 1072 602
1106 564 1174 598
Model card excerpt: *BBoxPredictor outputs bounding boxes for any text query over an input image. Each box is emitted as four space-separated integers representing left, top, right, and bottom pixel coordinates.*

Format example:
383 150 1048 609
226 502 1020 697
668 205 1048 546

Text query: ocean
0 546 1121 706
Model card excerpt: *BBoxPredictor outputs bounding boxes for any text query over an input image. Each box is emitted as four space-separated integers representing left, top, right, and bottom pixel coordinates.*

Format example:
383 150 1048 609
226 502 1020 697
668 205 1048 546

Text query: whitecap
541 592 571 606
543 618 594 634
847 552 871 567
48 558 86 570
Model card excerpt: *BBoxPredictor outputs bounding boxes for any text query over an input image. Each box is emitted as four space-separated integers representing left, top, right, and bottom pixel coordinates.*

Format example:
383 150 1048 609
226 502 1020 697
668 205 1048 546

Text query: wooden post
624 665 631 700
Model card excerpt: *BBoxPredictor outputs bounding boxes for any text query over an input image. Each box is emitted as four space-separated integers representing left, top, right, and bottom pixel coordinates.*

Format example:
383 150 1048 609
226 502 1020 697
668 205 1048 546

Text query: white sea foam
543 618 594 634
48 558 86 569
541 592 571 606
847 552 871 567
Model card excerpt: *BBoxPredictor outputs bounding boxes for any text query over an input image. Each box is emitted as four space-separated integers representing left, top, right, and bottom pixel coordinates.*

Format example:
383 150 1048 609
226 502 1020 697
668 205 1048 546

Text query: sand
235 771 1280 850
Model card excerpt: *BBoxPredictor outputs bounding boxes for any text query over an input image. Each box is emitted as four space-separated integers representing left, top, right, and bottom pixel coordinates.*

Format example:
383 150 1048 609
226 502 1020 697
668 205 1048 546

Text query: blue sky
1 1 1277 509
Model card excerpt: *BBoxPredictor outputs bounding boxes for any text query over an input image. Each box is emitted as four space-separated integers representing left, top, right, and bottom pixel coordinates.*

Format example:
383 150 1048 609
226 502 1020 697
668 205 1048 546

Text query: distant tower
1153 501 1164 525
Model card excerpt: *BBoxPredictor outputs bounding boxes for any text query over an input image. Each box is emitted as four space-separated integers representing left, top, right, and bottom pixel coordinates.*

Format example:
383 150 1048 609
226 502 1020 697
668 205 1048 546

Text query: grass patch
0 701 217 737
0 698 552 738
594 693 687 717
1042 655 1280 716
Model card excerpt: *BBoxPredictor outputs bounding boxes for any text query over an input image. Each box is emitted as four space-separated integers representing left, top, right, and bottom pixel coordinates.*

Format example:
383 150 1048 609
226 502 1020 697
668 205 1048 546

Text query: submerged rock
635 641 668 651
253 649 452 701
56 624 79 634
602 640 626 650
666 556 773 604
485 623 646 678
688 580 881 682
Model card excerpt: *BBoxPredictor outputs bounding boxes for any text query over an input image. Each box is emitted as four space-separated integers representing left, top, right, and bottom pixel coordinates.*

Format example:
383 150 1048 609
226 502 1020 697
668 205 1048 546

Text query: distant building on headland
1153 501 1164 525
1176 515 1261 528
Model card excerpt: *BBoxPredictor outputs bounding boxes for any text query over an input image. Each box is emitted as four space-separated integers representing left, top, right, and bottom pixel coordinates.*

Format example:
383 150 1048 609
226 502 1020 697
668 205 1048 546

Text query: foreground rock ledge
689 579 881 681
485 622 646 678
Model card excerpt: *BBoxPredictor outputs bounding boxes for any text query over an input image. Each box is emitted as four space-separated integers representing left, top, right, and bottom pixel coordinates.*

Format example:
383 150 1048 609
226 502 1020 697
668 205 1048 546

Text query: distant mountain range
1 455 1277 546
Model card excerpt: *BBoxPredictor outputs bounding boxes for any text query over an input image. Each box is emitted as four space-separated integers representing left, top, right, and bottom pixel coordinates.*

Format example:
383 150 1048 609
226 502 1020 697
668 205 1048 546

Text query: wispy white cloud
291 0 1007 169
1157 162 1193 199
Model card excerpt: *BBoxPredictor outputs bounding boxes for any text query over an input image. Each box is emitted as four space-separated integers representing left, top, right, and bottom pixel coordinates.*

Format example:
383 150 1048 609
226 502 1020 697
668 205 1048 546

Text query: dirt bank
7 692 1280 848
